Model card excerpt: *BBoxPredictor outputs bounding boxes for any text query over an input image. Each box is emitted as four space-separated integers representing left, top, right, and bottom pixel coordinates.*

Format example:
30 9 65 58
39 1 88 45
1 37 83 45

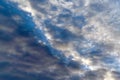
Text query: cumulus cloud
2 0 120 80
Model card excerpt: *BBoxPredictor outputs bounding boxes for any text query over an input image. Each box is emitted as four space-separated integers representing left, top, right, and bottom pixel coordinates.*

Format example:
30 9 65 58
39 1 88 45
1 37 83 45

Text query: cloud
4 0 120 79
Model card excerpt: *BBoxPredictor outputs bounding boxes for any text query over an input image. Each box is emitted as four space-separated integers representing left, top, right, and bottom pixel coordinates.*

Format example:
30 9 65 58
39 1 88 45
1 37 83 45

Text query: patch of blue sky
44 19 76 42
0 0 35 37
57 9 72 24
72 15 86 29
101 55 120 71
89 3 105 12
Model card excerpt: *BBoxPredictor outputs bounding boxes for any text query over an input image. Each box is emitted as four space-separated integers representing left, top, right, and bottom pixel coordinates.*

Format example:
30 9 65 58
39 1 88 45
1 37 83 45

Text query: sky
0 0 120 80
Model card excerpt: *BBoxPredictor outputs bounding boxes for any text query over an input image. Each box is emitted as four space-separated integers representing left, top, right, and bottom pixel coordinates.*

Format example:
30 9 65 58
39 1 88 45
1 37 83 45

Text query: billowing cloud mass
0 0 120 80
